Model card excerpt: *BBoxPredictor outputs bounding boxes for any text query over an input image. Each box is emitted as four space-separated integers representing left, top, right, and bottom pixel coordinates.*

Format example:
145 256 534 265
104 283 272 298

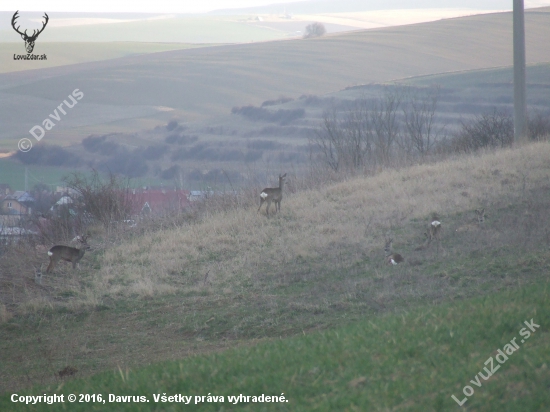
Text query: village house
0 191 35 216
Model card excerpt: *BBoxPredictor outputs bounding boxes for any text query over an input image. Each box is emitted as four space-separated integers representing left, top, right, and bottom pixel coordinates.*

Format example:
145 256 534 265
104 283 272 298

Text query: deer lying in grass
384 238 404 265
46 235 90 273
258 173 286 216
456 208 486 233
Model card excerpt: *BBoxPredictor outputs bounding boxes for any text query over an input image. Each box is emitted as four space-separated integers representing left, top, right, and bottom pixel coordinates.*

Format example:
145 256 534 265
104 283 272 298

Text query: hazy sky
1 0 307 13
2 0 550 13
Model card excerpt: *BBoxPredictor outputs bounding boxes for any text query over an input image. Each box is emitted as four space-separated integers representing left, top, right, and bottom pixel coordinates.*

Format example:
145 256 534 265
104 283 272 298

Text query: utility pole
513 0 527 142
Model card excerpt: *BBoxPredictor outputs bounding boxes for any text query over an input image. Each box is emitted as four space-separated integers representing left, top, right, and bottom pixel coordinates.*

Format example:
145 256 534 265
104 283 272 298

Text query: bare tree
310 88 408 173
401 86 442 157
310 99 371 173
370 88 402 166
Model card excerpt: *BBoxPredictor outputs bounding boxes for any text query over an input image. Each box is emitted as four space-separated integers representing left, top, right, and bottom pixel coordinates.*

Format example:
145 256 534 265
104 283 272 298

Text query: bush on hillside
528 111 550 140
82 135 121 155
231 105 305 125
160 165 181 180
15 144 81 167
451 109 513 153
140 145 169 160
165 133 199 145
99 149 148 178
63 170 133 229
261 96 294 107
304 22 326 39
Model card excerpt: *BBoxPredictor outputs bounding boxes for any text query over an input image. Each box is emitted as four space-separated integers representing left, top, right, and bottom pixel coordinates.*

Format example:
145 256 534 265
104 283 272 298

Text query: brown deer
11 11 49 54
415 213 443 253
384 238 404 265
258 173 286 216
46 235 90 273
456 208 486 233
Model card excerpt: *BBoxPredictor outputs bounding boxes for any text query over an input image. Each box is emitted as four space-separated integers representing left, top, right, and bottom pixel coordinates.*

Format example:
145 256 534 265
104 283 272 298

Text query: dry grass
3 141 549 314
87 141 550 300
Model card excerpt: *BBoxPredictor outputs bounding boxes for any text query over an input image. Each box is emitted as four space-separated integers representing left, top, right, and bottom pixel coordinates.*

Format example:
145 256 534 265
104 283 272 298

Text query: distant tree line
232 105 305 125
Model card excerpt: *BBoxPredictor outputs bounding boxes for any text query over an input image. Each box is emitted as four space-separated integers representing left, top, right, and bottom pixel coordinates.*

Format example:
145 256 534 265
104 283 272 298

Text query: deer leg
258 198 265 212
266 199 271 216
46 257 55 273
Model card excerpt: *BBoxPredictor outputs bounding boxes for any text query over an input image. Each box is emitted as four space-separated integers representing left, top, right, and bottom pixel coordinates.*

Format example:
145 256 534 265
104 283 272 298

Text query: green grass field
0 158 73 190
1 277 548 411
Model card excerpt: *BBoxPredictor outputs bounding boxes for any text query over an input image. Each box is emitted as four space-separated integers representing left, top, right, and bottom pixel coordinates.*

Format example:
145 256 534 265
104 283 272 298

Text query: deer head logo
11 11 49 54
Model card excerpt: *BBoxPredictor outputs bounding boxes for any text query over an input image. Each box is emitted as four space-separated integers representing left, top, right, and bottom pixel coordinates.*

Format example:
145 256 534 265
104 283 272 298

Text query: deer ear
20 34 25 40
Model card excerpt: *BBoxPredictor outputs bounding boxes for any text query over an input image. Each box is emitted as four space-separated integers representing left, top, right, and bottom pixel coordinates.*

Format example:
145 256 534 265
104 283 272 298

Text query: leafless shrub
527 110 550 141
450 109 513 153
63 170 133 230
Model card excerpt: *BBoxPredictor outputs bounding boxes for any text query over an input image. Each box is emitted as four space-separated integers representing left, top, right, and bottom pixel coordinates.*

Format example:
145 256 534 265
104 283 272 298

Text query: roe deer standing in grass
415 213 443 252
428 214 442 242
384 238 404 265
258 173 286 216
46 235 90 273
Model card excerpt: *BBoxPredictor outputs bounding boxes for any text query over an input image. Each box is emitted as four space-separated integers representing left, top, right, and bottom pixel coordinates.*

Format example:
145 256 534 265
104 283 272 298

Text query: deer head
12 11 49 54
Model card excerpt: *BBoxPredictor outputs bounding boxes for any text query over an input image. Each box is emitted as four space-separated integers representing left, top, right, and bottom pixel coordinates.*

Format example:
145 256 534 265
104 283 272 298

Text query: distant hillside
2 7 550 148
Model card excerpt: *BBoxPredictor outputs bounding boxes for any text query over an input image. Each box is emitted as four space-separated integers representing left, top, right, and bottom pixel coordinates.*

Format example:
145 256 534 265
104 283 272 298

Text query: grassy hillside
2 141 550 399
2 7 550 143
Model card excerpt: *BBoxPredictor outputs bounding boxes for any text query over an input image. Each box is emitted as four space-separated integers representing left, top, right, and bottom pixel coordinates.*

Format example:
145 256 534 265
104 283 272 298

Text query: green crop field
2 282 548 411
0 158 72 190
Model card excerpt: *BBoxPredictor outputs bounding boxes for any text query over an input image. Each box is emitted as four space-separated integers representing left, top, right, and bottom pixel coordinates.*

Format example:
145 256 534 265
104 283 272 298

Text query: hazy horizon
3 0 550 14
